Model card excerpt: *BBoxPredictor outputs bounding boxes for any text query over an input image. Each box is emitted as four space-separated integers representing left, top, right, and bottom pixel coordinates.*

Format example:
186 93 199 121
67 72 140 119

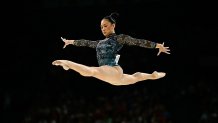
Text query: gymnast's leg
117 71 166 85
52 60 97 77
52 60 122 79
93 70 166 86
52 60 123 85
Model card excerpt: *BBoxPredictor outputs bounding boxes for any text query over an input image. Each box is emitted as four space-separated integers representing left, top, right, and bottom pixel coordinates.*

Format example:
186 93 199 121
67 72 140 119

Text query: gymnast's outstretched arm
116 34 170 55
61 37 99 49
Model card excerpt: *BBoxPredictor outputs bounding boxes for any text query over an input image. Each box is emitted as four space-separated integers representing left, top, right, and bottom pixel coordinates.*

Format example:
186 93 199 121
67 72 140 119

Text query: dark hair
103 12 119 24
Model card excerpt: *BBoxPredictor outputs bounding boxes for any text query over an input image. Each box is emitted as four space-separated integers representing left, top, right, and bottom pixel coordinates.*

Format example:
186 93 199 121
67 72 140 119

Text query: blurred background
1 0 218 123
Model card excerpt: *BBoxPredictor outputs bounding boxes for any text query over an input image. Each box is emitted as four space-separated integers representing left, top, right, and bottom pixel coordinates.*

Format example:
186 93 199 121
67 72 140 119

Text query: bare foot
52 60 70 70
151 71 166 79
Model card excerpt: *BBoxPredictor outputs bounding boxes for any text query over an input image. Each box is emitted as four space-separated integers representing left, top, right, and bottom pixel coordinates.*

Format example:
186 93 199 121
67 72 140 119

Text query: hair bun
110 12 119 20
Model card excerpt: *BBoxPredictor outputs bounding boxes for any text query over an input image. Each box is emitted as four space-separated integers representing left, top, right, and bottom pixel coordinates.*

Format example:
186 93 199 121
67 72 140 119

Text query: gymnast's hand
61 37 74 49
156 42 170 56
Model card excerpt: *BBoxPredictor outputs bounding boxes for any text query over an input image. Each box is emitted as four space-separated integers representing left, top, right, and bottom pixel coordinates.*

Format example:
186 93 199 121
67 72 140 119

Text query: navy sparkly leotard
73 33 157 66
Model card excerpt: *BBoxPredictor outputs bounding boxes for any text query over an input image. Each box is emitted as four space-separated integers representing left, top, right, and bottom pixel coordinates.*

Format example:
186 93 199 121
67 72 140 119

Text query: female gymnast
52 12 170 86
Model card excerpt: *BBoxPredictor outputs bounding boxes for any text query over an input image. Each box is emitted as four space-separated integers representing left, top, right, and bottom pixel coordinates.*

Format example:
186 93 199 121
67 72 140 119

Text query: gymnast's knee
133 72 142 77
80 69 95 77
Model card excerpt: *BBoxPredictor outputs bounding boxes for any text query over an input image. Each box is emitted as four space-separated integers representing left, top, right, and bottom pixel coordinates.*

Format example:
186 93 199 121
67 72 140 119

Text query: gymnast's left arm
116 34 170 56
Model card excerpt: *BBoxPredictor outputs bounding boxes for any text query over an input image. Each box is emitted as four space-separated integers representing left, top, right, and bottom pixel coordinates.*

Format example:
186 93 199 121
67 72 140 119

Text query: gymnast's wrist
155 43 161 48
69 40 75 44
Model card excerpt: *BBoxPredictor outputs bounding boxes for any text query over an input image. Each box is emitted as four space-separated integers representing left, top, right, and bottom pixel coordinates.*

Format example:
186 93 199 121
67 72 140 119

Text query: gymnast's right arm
61 37 99 49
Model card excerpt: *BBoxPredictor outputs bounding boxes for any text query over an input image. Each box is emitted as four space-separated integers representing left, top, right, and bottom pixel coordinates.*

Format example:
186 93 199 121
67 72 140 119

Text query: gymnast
52 12 170 85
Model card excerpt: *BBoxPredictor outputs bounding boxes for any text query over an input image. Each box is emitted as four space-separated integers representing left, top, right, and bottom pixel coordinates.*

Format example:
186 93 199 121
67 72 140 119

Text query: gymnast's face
101 19 115 37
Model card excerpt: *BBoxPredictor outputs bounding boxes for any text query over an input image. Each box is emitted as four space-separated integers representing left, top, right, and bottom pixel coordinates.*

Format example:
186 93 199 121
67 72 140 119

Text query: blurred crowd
22 87 172 123
19 76 217 123
1 72 217 123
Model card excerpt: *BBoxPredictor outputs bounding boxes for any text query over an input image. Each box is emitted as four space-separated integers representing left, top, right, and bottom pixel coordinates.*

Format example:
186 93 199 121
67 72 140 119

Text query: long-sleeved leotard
73 33 157 66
